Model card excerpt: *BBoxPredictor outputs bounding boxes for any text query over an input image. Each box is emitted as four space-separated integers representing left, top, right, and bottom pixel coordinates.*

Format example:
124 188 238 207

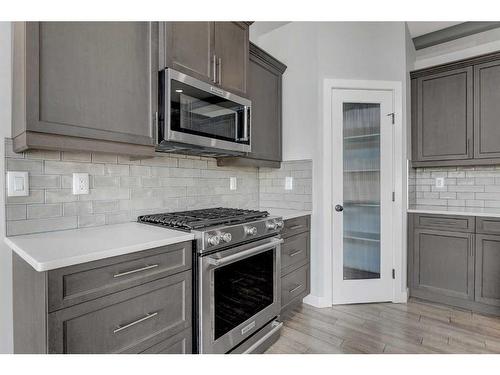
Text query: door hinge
392 192 395 202
392 269 395 279
387 112 395 124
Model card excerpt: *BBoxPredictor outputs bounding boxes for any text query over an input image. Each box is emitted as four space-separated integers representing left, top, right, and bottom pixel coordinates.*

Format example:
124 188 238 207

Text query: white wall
253 21 409 306
0 21 13 353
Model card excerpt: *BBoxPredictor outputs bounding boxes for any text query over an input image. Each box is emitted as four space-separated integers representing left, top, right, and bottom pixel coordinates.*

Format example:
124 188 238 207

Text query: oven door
199 237 282 354
161 68 251 153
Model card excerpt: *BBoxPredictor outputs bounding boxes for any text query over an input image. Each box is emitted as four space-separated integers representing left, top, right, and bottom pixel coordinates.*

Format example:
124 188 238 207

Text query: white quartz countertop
263 208 312 220
4 222 194 272
407 205 500 218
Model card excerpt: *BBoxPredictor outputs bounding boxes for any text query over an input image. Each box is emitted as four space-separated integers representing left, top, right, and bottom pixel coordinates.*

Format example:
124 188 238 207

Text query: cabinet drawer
139 328 192 354
281 216 310 238
48 271 191 354
476 217 500 235
47 241 192 312
281 232 310 275
281 264 309 310
413 214 474 232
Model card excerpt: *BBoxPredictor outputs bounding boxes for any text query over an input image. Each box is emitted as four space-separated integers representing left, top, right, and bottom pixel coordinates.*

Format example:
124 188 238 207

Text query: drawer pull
426 220 457 225
289 284 303 294
113 264 159 278
289 249 303 257
113 312 158 334
289 225 303 230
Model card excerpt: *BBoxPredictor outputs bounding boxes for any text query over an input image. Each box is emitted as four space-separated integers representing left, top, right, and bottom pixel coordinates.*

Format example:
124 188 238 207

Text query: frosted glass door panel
343 103 381 280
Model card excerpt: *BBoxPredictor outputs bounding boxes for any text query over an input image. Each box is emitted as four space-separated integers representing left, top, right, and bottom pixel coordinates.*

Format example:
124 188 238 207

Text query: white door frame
321 79 407 305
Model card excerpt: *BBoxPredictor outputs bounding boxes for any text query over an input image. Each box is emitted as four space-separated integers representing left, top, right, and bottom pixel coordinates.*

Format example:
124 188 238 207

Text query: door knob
335 204 344 212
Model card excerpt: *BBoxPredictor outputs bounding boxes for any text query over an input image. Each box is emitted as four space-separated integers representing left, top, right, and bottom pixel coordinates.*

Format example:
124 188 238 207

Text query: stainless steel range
138 208 284 354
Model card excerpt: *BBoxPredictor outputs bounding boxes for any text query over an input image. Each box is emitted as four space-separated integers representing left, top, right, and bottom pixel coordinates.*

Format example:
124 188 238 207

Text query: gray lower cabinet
408 213 500 315
161 21 250 97
280 215 311 316
13 241 193 354
411 228 474 301
475 234 500 307
12 22 157 157
217 43 286 168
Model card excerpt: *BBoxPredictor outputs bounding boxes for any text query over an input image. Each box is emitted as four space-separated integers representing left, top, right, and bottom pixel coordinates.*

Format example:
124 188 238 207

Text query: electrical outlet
435 177 445 188
285 176 293 190
72 173 89 195
7 171 29 197
229 177 237 191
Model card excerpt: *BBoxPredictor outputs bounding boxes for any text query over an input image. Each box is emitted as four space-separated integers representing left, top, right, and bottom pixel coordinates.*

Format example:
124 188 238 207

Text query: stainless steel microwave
157 68 251 155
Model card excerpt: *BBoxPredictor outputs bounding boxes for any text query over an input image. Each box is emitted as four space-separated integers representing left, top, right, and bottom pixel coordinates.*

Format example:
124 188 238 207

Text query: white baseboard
303 294 331 308
392 289 408 304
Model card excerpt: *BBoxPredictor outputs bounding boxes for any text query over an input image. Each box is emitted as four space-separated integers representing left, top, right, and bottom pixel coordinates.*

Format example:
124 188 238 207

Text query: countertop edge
407 207 500 218
4 233 195 272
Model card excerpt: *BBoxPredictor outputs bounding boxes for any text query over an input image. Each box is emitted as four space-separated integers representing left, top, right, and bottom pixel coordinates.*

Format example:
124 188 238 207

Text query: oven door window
213 249 274 340
170 79 249 145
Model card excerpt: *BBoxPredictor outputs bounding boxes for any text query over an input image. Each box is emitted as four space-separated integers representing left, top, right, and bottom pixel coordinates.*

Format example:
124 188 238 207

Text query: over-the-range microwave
157 68 252 156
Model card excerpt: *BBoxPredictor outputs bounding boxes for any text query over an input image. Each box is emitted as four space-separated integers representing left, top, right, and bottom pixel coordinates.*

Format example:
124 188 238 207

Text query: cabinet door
246 44 285 162
475 234 500 306
214 22 249 96
416 67 473 161
25 22 157 147
163 22 215 84
474 61 500 159
412 228 474 301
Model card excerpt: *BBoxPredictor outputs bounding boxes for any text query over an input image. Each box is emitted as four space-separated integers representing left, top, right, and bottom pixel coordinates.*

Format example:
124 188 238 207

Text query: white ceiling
406 22 463 38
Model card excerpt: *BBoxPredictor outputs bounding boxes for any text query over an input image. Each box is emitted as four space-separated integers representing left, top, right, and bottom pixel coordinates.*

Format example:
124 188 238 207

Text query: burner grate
138 207 269 230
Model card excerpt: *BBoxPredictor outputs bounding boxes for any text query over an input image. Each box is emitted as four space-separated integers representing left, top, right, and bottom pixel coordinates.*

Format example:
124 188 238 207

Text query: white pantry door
331 89 394 304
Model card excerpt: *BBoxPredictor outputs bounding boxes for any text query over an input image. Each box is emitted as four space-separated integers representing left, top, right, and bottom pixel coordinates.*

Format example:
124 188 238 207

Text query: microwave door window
170 79 247 144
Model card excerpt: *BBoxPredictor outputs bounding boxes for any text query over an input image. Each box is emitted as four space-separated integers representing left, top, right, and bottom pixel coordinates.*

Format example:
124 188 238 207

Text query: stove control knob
266 221 278 230
207 234 220 247
275 220 284 230
221 232 232 243
245 226 258 236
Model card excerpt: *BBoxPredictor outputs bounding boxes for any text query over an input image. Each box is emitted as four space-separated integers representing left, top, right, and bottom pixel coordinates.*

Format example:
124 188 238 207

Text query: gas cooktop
137 207 270 231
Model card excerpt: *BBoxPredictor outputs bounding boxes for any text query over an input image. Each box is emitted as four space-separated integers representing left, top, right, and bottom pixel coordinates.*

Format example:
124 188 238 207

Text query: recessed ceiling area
406 22 463 38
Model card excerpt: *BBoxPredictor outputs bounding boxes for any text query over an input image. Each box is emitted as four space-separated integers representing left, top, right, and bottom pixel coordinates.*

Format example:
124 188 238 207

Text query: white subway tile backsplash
4 139 311 236
411 164 500 209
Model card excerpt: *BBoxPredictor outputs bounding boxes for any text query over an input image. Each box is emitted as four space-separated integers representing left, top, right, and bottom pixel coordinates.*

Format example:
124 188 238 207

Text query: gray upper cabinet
163 22 215 84
213 22 249 96
415 67 473 162
217 43 286 168
475 234 500 307
161 21 250 97
412 228 474 301
474 60 500 159
411 51 500 167
12 22 158 157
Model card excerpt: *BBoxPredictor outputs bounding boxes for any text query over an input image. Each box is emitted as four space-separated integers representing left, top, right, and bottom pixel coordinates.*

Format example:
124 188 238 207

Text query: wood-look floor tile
265 299 500 354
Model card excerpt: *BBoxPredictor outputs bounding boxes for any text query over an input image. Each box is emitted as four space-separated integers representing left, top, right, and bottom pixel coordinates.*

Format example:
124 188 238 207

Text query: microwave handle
237 106 251 142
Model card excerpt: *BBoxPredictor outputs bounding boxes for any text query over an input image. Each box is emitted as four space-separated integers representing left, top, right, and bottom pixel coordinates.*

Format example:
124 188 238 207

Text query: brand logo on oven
241 321 256 335
210 86 225 96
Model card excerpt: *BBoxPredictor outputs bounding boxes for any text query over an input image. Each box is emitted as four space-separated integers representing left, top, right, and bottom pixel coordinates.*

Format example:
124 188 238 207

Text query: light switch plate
435 177 445 188
285 176 293 190
229 177 237 191
73 173 89 195
7 171 29 197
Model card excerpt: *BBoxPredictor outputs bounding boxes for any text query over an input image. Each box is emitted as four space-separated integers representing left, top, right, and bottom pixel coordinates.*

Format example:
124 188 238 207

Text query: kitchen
1 1 500 371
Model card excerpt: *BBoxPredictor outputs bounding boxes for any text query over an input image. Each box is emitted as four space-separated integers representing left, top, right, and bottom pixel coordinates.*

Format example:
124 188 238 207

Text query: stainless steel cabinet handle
289 224 303 230
113 264 159 278
113 312 158 334
289 249 303 257
289 284 302 294
212 55 217 83
207 238 283 267
218 57 222 84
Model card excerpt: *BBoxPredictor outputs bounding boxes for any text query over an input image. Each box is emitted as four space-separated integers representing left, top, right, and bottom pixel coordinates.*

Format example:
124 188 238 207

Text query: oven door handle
207 238 283 267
